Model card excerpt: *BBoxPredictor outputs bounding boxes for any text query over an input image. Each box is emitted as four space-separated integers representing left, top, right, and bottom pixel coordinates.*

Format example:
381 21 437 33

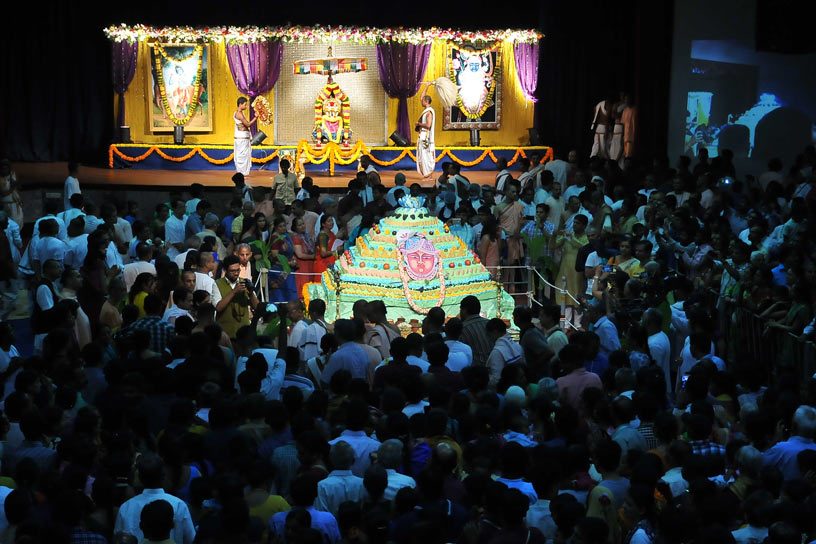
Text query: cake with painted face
305 195 515 322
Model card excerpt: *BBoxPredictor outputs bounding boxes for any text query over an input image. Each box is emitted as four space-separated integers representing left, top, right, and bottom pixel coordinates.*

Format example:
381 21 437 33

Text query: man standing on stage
590 96 614 159
233 97 256 177
415 95 436 180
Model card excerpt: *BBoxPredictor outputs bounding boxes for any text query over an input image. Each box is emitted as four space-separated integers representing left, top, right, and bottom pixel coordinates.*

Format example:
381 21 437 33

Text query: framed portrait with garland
147 43 212 132
442 43 502 130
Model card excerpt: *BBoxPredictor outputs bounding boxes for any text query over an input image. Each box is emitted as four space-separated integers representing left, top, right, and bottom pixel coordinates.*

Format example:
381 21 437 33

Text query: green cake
305 196 516 323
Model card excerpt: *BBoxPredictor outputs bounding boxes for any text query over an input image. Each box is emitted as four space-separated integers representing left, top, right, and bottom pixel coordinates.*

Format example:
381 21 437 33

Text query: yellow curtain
119 41 276 145
386 40 534 147
121 39 531 147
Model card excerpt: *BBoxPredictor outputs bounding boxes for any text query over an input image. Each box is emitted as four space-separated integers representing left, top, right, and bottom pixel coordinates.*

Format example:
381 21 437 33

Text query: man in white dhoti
415 95 436 180
590 98 614 159
233 97 256 177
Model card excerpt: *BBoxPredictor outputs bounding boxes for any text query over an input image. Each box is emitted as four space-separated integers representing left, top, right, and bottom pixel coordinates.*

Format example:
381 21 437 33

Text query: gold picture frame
147 43 213 132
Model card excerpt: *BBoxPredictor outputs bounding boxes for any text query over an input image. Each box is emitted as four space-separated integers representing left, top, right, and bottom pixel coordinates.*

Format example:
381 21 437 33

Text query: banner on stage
147 43 213 132
443 43 502 130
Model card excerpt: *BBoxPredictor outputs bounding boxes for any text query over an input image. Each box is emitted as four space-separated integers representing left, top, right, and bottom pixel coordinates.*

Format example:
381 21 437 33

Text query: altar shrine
105 24 545 174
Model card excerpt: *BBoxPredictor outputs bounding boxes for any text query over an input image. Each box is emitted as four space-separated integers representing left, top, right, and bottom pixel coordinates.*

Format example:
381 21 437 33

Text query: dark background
0 0 676 164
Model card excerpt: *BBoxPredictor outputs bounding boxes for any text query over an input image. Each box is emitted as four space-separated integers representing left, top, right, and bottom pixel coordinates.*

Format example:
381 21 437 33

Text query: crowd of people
0 143 815 544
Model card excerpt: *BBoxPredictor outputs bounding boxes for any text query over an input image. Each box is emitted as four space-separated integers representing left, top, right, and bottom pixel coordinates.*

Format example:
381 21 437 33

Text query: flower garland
448 42 502 120
396 249 446 315
104 24 542 45
153 44 204 126
252 96 271 124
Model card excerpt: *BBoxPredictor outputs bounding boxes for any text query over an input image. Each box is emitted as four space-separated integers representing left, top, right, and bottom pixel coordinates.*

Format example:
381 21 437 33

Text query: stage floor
14 161 499 190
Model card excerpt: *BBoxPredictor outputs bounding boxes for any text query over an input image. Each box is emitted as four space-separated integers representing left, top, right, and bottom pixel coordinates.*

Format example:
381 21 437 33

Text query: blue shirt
763 435 816 481
591 316 621 358
114 488 196 544
321 342 370 385
270 506 340 544
328 430 381 477
495 477 538 505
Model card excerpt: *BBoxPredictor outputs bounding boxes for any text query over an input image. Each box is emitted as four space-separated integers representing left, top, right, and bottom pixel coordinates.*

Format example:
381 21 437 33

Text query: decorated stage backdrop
106 25 541 149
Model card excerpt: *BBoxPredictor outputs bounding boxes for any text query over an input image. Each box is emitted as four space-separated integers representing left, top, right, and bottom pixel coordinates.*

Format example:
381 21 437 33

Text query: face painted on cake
397 232 439 280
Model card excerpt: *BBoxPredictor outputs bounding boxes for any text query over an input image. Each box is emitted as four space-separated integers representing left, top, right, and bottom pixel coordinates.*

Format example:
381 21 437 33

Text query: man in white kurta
415 95 436 179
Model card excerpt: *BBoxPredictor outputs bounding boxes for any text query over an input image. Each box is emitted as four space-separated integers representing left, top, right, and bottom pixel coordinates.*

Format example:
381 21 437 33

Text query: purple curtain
376 43 431 145
112 41 138 129
226 41 283 135
514 42 540 103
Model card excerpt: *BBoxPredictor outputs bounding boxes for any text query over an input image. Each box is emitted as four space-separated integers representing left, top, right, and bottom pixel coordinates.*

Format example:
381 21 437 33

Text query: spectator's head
136 454 165 489
308 298 326 320
792 405 816 439
459 295 481 319
140 499 174 542
377 439 404 470
594 439 622 474
444 317 463 340
290 475 319 508
486 318 507 342
329 440 356 471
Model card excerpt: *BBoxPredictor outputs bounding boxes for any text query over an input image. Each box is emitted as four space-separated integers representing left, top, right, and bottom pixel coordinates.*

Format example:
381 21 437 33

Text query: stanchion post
560 275 567 329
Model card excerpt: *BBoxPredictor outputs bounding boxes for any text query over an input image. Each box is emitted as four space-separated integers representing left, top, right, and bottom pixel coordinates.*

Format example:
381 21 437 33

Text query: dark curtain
536 0 674 161
0 0 113 163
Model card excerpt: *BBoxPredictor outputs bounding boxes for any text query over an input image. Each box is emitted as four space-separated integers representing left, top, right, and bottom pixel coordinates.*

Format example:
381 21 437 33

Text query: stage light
251 130 268 146
389 131 410 147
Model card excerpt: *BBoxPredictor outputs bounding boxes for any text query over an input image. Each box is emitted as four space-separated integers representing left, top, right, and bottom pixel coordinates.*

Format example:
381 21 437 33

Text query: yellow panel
121 39 531 147
120 41 277 145
386 40 534 147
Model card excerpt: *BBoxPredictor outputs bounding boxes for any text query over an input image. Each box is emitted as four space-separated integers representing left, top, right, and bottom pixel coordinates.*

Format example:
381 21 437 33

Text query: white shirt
403 401 430 418
163 305 192 325
195 271 222 305
174 249 194 269
253 348 286 401
328 430 381 477
185 197 201 216
659 466 688 498
64 176 80 210
123 261 157 292
301 320 329 363
445 340 473 371
106 240 124 271
0 345 20 375
406 355 430 373
496 477 538 505
289 320 308 361
384 469 416 501
647 331 672 394
315 469 366 516
562 184 586 203
83 214 103 234
60 208 85 226
544 159 569 184
165 215 187 259
5 219 22 263
114 488 196 544
386 185 407 208
112 217 133 247
34 236 68 265
36 284 55 311
33 214 67 242
731 525 768 544
65 234 89 270
526 499 557 543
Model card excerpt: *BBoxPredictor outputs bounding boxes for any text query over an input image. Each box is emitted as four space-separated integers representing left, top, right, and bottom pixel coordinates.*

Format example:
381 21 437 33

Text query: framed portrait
443 43 502 130
147 43 212 132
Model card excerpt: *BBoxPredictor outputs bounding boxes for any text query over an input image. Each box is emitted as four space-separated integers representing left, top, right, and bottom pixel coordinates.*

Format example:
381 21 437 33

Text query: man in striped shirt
459 295 493 367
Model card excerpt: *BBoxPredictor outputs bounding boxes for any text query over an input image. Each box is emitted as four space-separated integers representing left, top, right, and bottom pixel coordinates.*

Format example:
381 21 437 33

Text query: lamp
469 128 481 147
389 131 410 147
251 130 268 146
173 125 185 145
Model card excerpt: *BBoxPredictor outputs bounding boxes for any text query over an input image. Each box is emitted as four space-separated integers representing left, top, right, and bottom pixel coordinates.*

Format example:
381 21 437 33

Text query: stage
108 141 553 175
15 161 505 191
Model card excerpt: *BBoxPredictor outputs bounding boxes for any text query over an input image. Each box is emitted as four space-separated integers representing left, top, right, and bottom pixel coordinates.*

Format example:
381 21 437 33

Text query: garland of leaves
153 44 204 126
396 248 446 315
448 42 501 120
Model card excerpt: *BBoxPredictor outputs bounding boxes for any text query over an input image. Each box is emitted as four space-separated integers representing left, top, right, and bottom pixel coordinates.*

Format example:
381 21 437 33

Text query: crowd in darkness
0 142 816 544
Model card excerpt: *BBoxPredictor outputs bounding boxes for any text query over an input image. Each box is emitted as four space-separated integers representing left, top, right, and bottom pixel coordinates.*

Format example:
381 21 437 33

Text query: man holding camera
216 255 259 339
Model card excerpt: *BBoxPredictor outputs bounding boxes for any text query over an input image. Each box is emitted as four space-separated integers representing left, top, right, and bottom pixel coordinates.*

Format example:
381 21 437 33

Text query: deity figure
397 230 439 281
453 49 494 118
312 81 352 144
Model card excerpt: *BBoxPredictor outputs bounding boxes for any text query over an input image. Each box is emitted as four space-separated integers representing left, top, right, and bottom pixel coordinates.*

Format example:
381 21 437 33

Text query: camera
243 279 253 291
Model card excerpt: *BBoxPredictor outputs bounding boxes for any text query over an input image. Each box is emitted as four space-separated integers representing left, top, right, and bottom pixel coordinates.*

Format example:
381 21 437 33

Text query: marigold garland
153 44 204 126
448 42 501 120
108 143 551 169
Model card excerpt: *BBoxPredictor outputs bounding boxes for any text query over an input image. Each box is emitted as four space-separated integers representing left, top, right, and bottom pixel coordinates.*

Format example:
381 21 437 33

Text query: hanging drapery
226 41 284 135
376 43 431 145
513 41 539 103
112 40 138 128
